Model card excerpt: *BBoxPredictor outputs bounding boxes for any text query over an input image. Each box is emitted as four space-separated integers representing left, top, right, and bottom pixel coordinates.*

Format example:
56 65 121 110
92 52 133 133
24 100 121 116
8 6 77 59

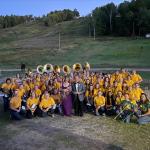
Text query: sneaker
96 112 100 116
102 113 106 117
51 114 54 118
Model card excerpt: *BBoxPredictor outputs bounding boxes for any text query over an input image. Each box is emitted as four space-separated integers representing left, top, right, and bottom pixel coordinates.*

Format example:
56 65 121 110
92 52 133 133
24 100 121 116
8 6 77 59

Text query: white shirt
75 83 79 92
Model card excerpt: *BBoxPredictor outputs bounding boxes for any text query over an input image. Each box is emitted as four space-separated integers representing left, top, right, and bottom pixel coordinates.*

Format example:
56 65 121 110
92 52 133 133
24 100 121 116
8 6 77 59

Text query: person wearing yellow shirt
127 86 137 105
93 83 100 98
132 83 144 102
53 78 61 90
97 77 104 88
18 85 25 98
110 74 115 86
26 92 39 119
94 91 106 116
125 75 134 87
51 89 62 114
1 78 12 112
115 71 123 82
115 91 125 106
131 70 143 83
11 79 19 91
38 91 56 117
10 90 22 120
112 81 122 98
23 81 30 93
34 85 42 99
120 68 129 79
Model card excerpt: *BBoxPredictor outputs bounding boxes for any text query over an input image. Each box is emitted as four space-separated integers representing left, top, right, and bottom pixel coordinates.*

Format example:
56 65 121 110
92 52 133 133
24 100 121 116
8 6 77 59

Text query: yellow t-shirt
35 89 42 97
133 88 144 101
11 83 18 90
126 80 134 87
26 97 39 108
39 97 55 109
10 96 22 109
23 84 30 92
29 83 34 90
18 89 25 98
1 83 12 93
131 74 142 83
94 96 105 108
99 80 104 87
93 88 99 97
115 74 123 82
54 82 61 89
115 96 125 105
51 94 61 104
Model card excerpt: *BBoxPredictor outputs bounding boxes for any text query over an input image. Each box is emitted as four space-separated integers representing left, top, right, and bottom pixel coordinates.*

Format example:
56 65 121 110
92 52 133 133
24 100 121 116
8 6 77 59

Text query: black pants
3 96 10 112
26 109 38 119
10 110 22 120
36 107 55 117
74 96 84 116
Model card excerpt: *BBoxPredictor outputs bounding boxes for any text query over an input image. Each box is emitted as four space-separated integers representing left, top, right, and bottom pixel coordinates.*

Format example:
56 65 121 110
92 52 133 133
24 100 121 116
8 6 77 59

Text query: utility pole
89 24 91 38
58 32 61 50
93 25 96 40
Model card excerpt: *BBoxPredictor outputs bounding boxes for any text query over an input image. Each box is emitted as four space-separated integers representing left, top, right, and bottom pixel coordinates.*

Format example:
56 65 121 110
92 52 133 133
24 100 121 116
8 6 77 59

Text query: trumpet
84 62 90 71
63 65 71 74
73 63 82 72
44 64 53 73
53 65 61 73
37 65 44 74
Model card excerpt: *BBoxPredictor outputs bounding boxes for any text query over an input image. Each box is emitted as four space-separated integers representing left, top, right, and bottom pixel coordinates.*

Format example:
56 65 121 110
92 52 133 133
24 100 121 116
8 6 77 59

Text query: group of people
1 67 150 124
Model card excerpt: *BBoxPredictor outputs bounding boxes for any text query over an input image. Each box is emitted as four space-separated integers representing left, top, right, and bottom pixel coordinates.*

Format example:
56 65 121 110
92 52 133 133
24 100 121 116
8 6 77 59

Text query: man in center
72 75 85 117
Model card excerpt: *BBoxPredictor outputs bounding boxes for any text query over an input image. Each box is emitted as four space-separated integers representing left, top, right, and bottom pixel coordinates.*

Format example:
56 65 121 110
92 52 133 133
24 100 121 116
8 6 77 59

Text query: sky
0 0 125 17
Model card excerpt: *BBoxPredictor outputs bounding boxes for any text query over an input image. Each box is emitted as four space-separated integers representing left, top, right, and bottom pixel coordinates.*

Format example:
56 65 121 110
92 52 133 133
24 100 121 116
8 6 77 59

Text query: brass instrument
44 64 53 73
53 65 61 73
63 65 71 74
37 65 44 74
73 63 82 72
84 62 90 71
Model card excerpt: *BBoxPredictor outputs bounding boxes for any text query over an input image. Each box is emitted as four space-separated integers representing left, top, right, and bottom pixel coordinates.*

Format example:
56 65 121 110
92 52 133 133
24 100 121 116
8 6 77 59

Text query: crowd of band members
1 68 150 124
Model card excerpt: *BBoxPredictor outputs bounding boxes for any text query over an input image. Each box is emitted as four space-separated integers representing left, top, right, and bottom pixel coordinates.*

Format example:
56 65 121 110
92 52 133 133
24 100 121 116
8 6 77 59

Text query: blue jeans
138 115 150 125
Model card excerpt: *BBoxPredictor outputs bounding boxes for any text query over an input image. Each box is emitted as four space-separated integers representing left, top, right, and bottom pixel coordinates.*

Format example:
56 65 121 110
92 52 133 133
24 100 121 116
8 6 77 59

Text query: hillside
0 19 150 69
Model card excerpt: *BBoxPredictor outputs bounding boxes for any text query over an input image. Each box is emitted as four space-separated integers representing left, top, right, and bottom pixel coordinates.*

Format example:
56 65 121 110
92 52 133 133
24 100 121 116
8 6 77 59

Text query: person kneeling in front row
37 91 56 117
26 92 39 119
10 90 23 120
94 91 106 116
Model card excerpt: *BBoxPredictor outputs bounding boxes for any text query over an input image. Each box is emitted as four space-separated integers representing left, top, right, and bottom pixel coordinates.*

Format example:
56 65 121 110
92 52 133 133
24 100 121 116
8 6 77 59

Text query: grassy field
0 20 150 69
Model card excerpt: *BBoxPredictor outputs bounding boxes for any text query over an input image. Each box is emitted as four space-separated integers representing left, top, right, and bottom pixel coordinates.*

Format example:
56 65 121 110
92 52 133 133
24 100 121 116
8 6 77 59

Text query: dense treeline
0 0 150 37
0 9 79 29
43 9 80 26
0 15 36 28
90 0 150 36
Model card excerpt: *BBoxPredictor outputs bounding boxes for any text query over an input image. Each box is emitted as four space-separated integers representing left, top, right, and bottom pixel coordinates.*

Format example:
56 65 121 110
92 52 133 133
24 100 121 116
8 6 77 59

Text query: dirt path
0 115 123 150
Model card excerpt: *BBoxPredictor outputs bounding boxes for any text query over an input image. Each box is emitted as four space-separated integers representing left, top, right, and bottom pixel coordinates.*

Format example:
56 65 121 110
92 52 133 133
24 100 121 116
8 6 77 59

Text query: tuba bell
37 65 44 74
53 65 61 73
84 62 90 71
44 64 53 73
73 63 82 72
63 65 71 74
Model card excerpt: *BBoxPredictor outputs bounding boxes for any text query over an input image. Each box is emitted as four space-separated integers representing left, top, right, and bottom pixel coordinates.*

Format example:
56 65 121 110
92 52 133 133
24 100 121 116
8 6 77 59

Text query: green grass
0 20 150 69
